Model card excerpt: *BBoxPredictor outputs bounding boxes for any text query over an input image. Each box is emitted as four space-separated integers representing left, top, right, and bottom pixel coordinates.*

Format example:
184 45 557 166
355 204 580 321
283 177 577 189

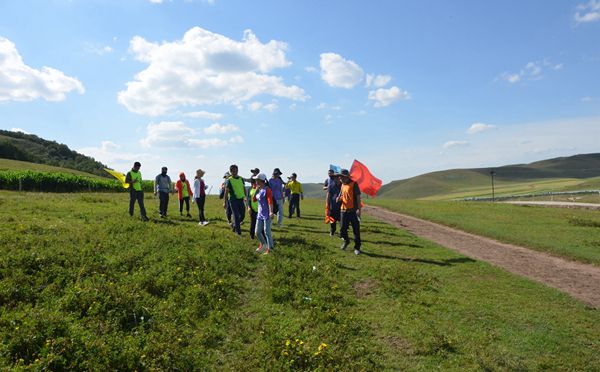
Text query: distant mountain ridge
0 130 110 178
378 153 600 199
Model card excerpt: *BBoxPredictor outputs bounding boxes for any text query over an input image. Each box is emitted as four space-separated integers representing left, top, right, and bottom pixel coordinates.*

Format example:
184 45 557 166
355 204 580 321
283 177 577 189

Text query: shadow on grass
361 240 424 248
278 236 323 251
286 215 322 222
361 251 476 267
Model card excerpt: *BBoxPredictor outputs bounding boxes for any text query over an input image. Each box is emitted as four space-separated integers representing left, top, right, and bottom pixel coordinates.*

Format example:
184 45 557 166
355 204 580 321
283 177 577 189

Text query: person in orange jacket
175 172 193 218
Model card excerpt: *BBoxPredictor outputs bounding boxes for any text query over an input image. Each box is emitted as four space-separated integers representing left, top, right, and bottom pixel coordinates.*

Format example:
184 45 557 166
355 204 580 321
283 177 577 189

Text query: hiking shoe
186 213 192 218
263 248 270 255
141 216 149 222
255 244 264 253
341 240 350 250
354 249 361 255
201 221 210 226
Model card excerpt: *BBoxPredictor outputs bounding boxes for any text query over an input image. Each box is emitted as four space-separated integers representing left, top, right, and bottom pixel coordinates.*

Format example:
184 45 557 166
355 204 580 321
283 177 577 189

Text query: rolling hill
0 130 110 177
378 153 600 200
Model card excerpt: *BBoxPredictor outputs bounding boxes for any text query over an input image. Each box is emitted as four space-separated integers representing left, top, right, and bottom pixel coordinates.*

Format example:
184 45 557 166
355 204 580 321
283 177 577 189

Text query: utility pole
490 170 496 202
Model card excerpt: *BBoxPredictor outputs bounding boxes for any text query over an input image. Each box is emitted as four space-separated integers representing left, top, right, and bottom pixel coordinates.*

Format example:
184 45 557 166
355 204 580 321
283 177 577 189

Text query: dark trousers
158 191 169 216
340 210 361 249
195 195 206 222
224 199 232 223
230 198 246 234
129 190 147 218
179 197 190 214
249 209 257 239
289 194 301 218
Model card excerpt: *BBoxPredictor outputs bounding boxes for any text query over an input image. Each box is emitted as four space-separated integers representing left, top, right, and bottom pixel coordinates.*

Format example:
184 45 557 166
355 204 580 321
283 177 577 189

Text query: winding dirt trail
363 205 600 308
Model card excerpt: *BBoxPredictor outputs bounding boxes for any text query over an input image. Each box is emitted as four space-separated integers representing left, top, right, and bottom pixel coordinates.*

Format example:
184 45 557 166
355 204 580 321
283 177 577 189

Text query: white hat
252 173 268 181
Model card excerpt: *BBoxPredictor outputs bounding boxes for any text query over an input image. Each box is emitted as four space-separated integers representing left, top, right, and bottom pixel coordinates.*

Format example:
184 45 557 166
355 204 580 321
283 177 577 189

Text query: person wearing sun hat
269 168 285 227
336 169 362 255
193 168 209 226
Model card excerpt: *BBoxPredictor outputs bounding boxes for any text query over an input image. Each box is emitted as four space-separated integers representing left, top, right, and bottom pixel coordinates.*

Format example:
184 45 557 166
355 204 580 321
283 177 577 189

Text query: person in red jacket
175 172 193 218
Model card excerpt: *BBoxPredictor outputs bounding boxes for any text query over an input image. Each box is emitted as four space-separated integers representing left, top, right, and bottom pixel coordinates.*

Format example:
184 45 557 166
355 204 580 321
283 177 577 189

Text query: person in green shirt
125 161 149 221
285 172 303 218
222 164 246 235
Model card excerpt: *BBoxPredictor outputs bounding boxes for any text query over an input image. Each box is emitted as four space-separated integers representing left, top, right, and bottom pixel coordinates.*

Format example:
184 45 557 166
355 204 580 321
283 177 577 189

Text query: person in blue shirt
154 166 172 218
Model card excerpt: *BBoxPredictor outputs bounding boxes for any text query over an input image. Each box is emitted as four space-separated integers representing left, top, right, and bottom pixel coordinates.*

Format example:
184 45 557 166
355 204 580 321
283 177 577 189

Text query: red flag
349 159 382 197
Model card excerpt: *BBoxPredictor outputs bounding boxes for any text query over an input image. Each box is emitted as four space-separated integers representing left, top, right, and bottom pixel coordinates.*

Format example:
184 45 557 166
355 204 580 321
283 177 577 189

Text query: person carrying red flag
337 169 362 255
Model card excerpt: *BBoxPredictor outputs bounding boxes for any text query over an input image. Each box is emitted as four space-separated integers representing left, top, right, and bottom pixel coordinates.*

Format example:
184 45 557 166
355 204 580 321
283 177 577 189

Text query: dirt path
363 205 600 308
503 201 600 210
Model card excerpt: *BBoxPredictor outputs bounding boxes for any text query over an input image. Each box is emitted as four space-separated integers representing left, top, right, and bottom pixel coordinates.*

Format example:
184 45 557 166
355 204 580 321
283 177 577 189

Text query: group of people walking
126 161 362 255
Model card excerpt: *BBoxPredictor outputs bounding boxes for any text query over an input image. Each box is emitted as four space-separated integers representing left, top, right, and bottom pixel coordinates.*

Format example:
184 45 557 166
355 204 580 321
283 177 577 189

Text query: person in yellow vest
285 172 303 218
337 169 361 254
125 161 149 221
222 164 246 235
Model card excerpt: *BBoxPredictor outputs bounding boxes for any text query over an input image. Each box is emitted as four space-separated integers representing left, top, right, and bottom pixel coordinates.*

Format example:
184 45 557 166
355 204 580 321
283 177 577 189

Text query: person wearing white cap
252 173 274 254
269 168 285 227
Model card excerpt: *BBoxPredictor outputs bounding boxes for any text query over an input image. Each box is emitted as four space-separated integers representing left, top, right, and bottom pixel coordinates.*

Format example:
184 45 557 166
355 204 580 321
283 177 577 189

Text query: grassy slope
378 153 600 200
368 199 600 265
0 158 105 178
0 191 599 369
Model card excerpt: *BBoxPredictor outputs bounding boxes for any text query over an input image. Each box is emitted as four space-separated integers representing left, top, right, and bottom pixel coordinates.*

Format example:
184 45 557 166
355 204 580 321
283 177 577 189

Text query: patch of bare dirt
363 205 600 308
353 278 377 298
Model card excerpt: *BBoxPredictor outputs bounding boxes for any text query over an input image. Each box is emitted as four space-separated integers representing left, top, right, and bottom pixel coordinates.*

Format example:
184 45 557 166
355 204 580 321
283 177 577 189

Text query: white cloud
319 52 364 89
316 102 341 110
304 66 318 73
203 123 239 134
365 74 391 88
289 103 297 111
10 128 29 134
118 27 306 116
149 0 164 3
247 101 278 112
467 123 497 134
182 110 223 120
78 141 150 165
368 86 410 108
575 0 600 23
140 121 243 149
0 37 84 102
499 59 562 84
140 121 195 148
85 43 113 56
443 140 469 149
324 114 334 124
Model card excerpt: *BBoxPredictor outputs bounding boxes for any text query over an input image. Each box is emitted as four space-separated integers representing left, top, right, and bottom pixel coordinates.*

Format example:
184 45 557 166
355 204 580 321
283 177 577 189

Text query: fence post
19 178 22 192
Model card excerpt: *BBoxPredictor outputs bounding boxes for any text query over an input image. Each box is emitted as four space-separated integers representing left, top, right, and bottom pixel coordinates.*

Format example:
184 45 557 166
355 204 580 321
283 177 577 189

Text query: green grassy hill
0 129 110 177
302 182 327 199
0 158 105 178
379 153 600 199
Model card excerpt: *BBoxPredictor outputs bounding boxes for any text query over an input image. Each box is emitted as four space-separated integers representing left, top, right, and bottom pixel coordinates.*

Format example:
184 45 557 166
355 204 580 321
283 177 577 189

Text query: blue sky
0 0 599 189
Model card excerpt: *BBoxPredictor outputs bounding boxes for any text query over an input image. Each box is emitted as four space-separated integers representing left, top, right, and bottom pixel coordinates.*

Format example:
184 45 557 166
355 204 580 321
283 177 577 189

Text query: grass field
368 199 600 266
1 191 599 369
0 158 105 179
